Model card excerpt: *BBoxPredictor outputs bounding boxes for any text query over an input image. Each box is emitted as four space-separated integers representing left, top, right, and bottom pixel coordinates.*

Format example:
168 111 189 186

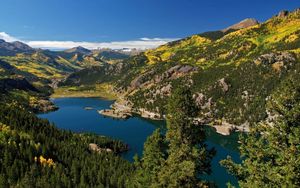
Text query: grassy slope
51 83 117 100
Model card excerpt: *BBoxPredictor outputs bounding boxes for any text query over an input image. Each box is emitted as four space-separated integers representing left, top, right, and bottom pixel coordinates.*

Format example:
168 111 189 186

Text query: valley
0 6 300 188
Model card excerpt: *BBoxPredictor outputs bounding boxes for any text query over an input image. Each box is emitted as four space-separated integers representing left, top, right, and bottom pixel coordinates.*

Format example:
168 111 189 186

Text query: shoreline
50 86 118 100
99 100 249 136
49 91 249 136
50 95 116 100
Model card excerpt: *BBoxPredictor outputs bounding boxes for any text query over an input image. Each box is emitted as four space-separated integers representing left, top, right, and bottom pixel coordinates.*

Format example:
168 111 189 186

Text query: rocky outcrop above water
89 143 113 153
98 100 133 119
138 108 164 120
212 121 250 136
98 109 132 119
30 99 58 113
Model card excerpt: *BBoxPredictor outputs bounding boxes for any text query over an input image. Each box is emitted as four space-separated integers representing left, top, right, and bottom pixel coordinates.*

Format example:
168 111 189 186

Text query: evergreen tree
158 86 215 187
134 129 166 187
221 77 300 187
134 86 215 187
0 174 8 188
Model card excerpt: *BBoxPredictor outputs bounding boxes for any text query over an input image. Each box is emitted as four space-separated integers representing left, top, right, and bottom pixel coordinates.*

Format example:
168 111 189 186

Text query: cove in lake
38 97 241 187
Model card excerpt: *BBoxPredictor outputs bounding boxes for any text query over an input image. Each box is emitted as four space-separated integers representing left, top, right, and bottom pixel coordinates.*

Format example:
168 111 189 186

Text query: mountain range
1 9 300 132
61 9 300 131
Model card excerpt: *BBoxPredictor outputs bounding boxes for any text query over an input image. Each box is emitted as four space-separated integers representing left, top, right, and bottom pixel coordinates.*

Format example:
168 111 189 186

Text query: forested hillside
0 41 132 112
63 9 300 127
0 102 133 187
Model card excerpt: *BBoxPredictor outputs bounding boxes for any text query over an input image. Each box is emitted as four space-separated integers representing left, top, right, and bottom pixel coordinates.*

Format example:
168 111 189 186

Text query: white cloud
0 32 18 42
26 38 177 50
0 31 179 50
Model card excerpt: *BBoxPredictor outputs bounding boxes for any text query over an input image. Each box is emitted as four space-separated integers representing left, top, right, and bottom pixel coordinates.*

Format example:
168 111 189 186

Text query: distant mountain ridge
64 46 92 54
0 39 34 56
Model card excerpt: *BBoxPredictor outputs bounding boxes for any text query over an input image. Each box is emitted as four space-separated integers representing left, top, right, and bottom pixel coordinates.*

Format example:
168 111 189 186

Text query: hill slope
63 9 300 128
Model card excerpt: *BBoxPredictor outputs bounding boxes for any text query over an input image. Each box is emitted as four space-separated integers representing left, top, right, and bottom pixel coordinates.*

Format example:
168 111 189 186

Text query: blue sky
0 0 299 49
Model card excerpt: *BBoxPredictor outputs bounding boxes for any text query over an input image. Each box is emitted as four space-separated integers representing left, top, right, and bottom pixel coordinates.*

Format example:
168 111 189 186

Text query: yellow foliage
0 123 10 132
36 155 56 167
272 61 284 72
219 51 231 59
145 52 161 65
160 51 173 61
196 58 206 64
179 35 211 48
285 34 298 43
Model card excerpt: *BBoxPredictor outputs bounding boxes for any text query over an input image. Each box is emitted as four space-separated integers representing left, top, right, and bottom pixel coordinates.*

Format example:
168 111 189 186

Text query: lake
38 97 240 187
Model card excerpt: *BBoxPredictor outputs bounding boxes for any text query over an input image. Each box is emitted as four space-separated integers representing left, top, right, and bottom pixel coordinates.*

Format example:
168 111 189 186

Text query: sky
0 0 299 50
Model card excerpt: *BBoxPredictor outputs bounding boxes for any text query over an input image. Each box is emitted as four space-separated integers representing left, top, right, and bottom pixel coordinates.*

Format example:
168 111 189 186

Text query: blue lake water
38 97 240 187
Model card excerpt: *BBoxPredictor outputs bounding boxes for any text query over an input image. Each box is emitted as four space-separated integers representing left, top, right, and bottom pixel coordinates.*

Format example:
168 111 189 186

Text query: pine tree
158 86 215 187
221 77 300 187
0 174 8 188
134 129 166 187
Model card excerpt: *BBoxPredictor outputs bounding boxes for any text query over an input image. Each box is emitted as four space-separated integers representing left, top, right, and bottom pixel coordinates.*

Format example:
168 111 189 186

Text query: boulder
193 93 205 107
218 78 229 92
89 143 113 153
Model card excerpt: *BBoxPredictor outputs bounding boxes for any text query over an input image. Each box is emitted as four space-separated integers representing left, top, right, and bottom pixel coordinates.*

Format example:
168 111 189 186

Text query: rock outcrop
98 109 131 119
212 120 250 136
138 108 163 120
218 78 229 92
278 10 289 18
222 18 259 32
154 65 197 83
89 143 113 153
254 52 296 72
30 99 58 113
255 52 295 65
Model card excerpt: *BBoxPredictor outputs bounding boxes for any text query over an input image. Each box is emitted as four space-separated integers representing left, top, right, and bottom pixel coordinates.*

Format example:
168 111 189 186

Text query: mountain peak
222 18 259 32
11 41 33 51
0 40 34 56
64 46 91 54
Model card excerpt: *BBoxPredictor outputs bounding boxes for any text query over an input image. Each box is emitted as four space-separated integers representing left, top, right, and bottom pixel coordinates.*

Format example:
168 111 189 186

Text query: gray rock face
130 64 197 89
154 64 197 83
222 18 259 32
89 143 113 153
218 78 229 92
114 62 125 73
130 70 154 88
255 52 296 65
193 93 205 107
193 93 213 110
160 84 172 96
